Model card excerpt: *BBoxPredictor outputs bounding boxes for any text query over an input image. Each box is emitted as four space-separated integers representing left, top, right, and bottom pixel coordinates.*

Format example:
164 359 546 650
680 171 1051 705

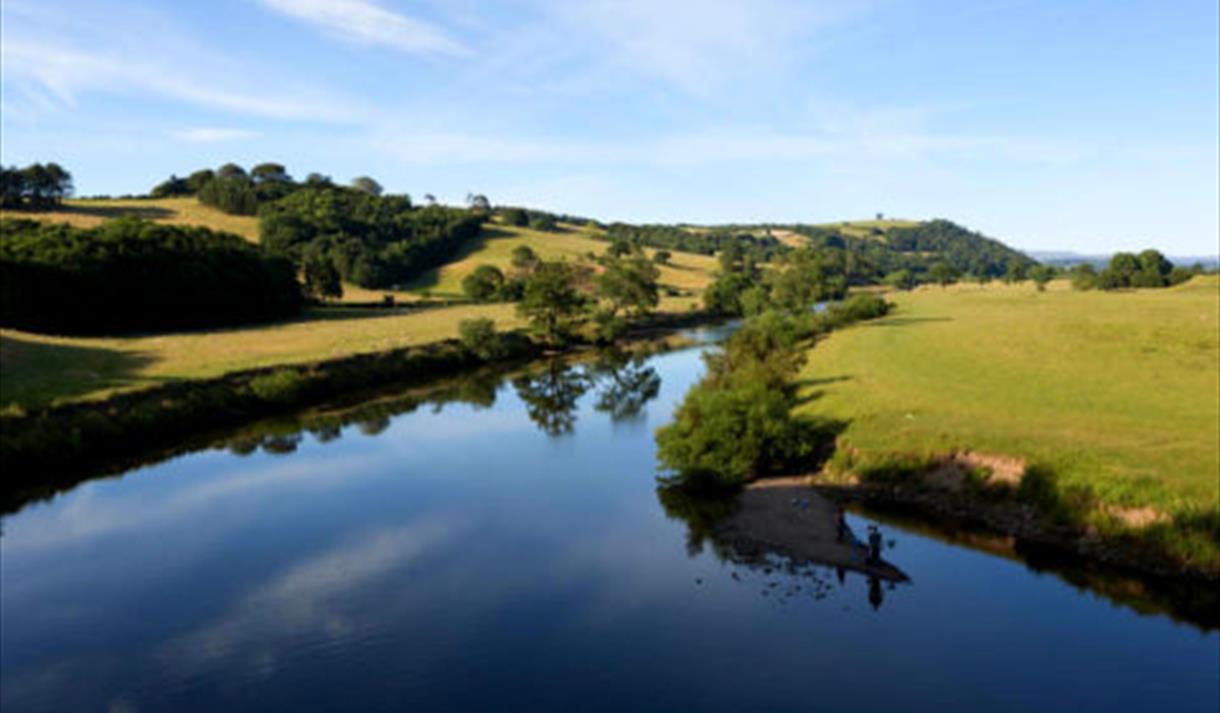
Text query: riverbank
0 309 721 510
789 279 1219 579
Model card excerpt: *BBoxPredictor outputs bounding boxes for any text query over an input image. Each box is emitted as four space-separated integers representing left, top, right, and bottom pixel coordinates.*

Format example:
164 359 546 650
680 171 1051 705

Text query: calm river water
2 329 1217 712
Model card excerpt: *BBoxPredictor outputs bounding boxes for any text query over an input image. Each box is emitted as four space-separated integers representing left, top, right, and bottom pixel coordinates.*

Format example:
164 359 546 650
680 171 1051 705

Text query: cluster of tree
704 245 847 316
603 223 786 262
260 186 484 289
792 219 1034 284
496 206 559 232
513 249 660 345
0 163 74 210
151 163 386 216
0 218 300 334
1068 250 1195 291
461 245 541 302
657 296 891 487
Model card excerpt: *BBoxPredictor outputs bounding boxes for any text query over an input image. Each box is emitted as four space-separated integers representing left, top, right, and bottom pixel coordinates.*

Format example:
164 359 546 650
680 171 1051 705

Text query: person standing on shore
835 506 848 543
867 526 883 565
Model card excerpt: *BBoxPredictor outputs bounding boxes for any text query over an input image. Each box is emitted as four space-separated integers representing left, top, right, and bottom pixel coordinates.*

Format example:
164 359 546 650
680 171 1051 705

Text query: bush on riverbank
0 217 301 334
657 301 890 487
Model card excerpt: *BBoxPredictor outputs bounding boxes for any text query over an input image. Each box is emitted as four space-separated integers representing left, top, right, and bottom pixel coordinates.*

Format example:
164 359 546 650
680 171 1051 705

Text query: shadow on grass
868 317 952 327
0 335 160 408
400 227 515 292
61 203 176 221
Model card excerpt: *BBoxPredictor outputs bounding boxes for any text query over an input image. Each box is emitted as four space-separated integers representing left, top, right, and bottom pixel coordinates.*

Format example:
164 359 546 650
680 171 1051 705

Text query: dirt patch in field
1105 505 1170 529
923 451 1026 492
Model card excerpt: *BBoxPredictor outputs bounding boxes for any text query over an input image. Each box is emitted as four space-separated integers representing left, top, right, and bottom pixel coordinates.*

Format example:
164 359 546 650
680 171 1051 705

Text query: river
2 328 1216 712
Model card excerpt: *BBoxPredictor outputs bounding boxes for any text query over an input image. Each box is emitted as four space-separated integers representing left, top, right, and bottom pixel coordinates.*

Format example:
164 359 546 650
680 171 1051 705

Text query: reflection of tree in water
589 349 661 422
656 480 740 558
512 361 592 436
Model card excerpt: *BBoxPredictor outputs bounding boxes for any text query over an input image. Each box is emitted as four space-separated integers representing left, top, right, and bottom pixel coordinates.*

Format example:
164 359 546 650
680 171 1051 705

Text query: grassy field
797 277 1220 517
817 218 920 241
0 303 529 407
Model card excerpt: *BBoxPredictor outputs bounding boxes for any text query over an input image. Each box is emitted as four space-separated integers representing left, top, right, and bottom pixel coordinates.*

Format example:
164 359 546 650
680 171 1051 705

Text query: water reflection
211 349 665 460
655 480 909 612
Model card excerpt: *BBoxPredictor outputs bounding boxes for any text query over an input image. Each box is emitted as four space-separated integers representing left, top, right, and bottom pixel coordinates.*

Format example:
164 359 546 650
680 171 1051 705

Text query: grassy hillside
1 198 718 303
818 218 920 241
0 197 261 241
408 222 718 298
798 277 1220 516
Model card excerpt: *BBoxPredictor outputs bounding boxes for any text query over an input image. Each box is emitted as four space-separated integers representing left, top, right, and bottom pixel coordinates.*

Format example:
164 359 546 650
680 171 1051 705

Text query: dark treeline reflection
223 349 663 456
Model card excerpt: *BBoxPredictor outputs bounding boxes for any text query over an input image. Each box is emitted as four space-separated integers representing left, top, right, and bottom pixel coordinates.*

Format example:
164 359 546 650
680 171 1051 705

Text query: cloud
170 127 260 142
1 41 353 122
549 0 860 94
256 0 469 56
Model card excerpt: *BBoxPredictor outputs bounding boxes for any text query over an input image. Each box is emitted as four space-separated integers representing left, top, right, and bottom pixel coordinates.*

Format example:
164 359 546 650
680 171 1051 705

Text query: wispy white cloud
548 0 862 94
170 127 260 142
256 0 468 56
1 41 354 122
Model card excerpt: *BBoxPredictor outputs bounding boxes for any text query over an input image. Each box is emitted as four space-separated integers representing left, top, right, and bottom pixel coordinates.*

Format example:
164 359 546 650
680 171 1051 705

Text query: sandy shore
714 476 908 582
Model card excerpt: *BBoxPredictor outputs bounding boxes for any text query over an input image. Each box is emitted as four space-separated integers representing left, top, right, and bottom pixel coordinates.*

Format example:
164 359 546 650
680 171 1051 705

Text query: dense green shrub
463 264 507 302
0 218 301 334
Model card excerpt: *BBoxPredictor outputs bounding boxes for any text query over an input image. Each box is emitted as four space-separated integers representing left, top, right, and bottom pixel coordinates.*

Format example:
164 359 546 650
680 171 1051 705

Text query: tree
351 176 384 196
1070 263 1098 290
1029 264 1056 291
598 255 659 319
462 264 507 302
251 162 291 184
528 212 557 231
928 261 958 287
424 193 437 206
500 207 528 226
510 245 539 272
304 172 333 188
517 261 589 345
1004 257 1026 284
608 240 633 258
653 250 672 265
186 169 215 193
466 193 491 213
884 269 915 291
216 163 247 180
151 175 190 198
303 255 343 301
718 242 744 272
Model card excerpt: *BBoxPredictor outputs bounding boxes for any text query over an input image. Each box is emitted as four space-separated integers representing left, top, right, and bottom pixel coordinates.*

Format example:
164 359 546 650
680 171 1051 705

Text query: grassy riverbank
797 276 1220 572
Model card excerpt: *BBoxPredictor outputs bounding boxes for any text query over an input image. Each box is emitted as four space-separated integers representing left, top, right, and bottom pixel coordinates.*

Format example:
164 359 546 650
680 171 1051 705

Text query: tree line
0 218 301 335
1067 249 1198 291
152 163 386 216
0 163 74 210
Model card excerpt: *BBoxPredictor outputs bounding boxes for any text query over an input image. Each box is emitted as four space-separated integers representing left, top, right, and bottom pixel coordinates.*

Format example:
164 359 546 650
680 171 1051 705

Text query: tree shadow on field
62 203 175 221
400 228 511 292
867 317 952 328
0 335 160 408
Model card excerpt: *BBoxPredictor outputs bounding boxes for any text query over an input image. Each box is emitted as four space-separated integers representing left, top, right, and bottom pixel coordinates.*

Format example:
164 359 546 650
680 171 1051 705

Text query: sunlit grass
798 276 1220 512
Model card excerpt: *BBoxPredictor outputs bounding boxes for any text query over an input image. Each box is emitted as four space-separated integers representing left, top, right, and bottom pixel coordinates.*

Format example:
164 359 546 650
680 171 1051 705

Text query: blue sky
2 0 1216 254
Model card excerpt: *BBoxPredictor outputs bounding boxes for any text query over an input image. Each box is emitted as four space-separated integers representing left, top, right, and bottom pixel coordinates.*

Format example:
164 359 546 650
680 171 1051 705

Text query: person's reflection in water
868 575 885 610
